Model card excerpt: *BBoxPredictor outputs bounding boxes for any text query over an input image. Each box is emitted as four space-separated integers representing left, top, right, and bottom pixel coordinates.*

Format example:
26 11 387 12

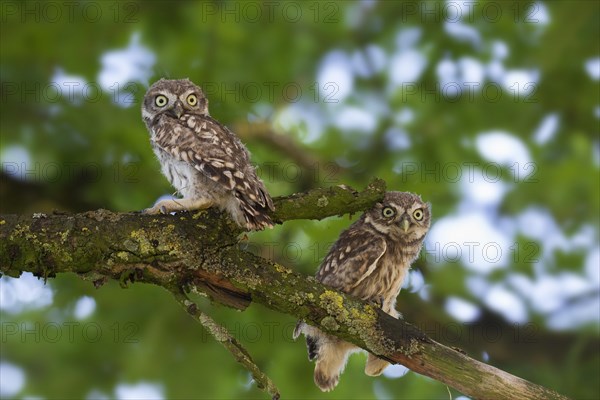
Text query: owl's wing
152 114 273 210
316 227 387 290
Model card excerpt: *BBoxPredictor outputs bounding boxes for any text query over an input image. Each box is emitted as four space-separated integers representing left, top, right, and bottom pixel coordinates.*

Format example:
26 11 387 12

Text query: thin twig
171 288 280 400
234 122 319 171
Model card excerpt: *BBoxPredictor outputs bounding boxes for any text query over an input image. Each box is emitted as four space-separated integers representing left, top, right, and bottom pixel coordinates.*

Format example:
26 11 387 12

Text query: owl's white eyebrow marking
180 88 198 99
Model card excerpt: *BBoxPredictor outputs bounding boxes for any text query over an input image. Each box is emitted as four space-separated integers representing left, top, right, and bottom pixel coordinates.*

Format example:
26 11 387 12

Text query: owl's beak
170 101 184 119
401 218 410 233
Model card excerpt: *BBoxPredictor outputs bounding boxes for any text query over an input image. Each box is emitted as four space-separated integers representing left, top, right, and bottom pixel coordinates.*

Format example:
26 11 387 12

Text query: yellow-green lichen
274 264 292 275
42 242 72 263
9 223 76 267
317 196 329 207
165 224 175 233
59 230 69 244
346 306 375 334
319 290 349 323
320 316 339 331
353 306 397 356
405 338 422 356
317 291 394 356
9 224 32 241
289 291 315 306
129 229 154 255
122 239 139 252
192 211 207 220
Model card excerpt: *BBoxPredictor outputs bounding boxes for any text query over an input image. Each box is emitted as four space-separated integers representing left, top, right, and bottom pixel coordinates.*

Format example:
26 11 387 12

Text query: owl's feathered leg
293 322 357 392
143 198 213 215
313 338 357 391
364 354 390 376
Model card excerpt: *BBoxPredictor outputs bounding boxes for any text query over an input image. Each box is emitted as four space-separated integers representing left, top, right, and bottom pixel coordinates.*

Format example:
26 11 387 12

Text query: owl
141 78 274 230
293 191 431 391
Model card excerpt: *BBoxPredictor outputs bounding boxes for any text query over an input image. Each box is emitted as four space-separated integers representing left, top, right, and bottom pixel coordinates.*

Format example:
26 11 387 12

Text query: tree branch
0 182 569 400
234 122 320 173
270 178 386 223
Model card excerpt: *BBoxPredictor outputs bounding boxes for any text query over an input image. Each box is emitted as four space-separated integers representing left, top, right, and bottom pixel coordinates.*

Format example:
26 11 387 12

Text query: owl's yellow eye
413 209 424 221
187 94 198 106
382 207 395 218
155 95 168 107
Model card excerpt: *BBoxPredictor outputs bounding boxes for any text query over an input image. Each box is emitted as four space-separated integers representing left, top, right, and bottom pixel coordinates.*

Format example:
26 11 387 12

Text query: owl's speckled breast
349 245 418 314
152 145 222 200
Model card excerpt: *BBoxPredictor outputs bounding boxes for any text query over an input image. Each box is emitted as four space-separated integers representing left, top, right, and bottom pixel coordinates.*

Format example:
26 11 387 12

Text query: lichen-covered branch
270 178 386 223
0 182 568 400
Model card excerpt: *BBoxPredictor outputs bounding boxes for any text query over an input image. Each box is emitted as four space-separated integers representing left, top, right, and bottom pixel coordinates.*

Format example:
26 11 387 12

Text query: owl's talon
142 203 172 215
142 206 159 215
368 296 385 309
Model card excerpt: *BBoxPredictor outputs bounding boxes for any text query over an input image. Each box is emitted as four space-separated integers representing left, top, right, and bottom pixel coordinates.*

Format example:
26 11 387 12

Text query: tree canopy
1 1 598 399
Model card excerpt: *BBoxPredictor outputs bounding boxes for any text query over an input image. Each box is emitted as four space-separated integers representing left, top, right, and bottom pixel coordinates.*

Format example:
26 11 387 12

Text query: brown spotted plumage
293 191 431 391
141 78 274 230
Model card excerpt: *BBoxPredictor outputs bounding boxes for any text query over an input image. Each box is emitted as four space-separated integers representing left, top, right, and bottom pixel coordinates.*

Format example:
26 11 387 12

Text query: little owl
294 191 431 391
141 78 274 230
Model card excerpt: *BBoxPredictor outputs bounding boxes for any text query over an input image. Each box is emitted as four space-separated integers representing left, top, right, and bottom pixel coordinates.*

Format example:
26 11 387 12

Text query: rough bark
0 180 569 400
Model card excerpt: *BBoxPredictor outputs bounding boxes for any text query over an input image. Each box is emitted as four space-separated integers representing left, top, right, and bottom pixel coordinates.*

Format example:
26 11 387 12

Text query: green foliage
1 1 598 399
